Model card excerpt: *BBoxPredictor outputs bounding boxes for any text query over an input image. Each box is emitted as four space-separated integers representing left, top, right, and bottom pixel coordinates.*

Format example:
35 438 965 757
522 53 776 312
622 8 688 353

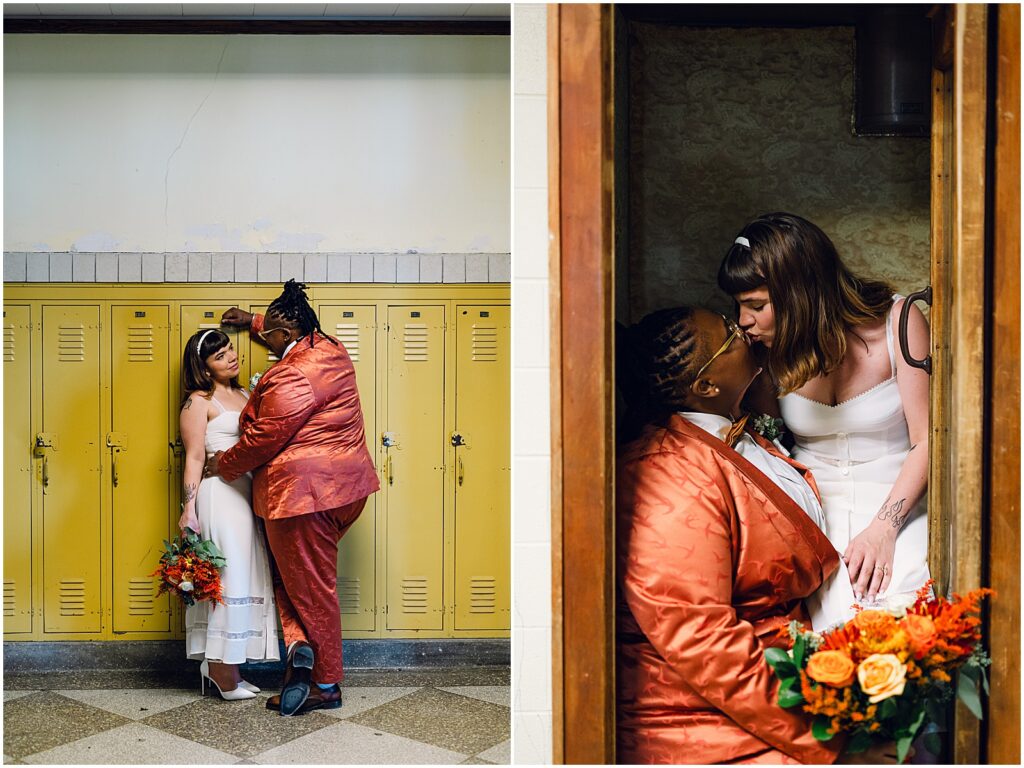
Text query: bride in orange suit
615 307 895 765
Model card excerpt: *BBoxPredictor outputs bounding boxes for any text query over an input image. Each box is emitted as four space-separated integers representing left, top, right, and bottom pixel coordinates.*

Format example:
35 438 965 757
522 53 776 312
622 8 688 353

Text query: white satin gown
780 296 930 629
184 393 280 663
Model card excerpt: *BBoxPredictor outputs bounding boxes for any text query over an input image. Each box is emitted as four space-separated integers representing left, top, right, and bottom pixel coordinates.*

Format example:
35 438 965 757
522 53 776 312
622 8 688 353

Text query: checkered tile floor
3 668 509 765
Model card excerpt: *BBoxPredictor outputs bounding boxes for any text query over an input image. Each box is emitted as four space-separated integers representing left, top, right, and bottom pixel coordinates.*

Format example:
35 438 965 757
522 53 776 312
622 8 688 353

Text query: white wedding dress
185 394 280 663
780 296 930 629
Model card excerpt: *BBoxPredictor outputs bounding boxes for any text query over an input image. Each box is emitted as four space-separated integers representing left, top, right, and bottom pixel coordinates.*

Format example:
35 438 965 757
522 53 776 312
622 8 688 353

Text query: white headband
196 329 216 356
734 236 750 248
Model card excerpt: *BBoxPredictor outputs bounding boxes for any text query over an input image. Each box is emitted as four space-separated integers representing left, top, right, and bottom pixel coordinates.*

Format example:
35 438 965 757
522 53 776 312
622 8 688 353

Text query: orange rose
857 653 907 703
806 650 856 687
902 613 937 652
853 609 898 636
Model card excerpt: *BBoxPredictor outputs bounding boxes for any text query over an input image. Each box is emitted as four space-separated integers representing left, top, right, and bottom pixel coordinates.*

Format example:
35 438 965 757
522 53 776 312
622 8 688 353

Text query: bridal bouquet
768 581 993 763
152 528 227 607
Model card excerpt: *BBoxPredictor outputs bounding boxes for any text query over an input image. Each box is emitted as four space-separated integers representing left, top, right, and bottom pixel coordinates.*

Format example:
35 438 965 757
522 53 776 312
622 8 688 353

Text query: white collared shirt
678 411 825 529
281 339 299 359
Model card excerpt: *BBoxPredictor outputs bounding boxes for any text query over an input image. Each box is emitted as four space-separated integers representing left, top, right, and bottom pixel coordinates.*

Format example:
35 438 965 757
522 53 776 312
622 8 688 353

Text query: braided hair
267 279 337 347
616 306 708 440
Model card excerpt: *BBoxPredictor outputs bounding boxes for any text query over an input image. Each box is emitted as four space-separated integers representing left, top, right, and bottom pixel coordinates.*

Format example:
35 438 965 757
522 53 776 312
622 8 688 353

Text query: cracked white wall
4 34 510 256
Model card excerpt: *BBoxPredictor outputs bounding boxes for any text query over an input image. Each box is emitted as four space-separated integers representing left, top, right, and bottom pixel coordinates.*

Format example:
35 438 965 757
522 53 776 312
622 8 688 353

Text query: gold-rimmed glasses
256 325 289 343
694 316 747 380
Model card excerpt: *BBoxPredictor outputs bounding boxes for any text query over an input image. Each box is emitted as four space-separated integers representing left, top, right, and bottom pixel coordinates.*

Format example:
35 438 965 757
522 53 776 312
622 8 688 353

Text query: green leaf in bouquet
765 647 797 678
878 697 898 721
923 731 943 756
844 730 873 753
957 669 983 719
811 716 836 742
896 734 915 764
778 684 804 709
980 664 990 696
793 634 807 668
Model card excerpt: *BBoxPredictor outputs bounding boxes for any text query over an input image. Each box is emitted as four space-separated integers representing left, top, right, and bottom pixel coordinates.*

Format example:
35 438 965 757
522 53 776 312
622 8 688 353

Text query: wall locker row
3 285 510 641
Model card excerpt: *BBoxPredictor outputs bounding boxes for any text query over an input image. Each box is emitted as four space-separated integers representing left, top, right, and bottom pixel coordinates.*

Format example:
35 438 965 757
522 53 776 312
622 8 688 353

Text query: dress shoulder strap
885 294 902 377
209 394 227 414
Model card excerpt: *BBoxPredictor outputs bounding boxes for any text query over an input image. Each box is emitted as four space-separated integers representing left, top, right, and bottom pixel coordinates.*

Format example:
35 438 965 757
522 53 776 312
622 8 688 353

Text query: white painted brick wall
512 4 553 765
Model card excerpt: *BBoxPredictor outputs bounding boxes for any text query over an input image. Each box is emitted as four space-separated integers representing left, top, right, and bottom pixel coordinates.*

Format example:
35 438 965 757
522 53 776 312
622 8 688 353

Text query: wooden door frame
550 3 1018 763
549 4 617 764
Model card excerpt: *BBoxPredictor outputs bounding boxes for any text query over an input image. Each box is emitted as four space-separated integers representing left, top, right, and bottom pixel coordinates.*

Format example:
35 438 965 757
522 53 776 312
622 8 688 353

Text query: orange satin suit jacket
219 314 380 520
616 414 843 765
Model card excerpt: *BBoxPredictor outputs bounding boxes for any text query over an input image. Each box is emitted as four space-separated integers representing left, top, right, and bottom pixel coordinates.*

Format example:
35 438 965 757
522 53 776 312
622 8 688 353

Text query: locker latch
381 432 399 448
107 433 127 488
34 433 58 454
450 432 468 448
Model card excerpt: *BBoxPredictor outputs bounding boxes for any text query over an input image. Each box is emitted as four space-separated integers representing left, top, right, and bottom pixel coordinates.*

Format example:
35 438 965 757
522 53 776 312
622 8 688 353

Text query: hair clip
734 236 750 248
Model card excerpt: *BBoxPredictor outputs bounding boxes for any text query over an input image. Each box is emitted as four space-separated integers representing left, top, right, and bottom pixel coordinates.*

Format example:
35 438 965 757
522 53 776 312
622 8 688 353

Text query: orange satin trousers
263 497 367 684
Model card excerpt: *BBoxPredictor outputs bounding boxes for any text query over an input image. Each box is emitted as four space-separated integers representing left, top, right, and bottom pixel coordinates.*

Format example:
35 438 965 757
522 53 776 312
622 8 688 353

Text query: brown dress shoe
266 684 342 714
278 641 315 716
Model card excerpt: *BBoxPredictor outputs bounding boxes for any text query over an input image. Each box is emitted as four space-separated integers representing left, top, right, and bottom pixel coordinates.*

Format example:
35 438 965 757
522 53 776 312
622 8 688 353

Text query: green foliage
957 666 983 719
765 647 797 678
812 716 836 742
845 730 873 753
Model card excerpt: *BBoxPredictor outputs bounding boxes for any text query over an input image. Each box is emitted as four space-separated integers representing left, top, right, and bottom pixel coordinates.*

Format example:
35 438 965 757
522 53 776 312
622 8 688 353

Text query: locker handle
386 455 394 486
458 456 464 486
111 448 120 487
41 454 49 490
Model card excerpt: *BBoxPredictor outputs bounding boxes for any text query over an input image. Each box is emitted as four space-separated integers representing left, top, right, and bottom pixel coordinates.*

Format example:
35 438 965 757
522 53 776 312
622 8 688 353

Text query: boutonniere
249 371 265 392
752 413 784 442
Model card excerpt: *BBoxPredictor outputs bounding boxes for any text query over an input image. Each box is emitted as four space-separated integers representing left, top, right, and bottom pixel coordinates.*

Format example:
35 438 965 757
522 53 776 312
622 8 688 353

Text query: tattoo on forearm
183 482 197 505
877 497 909 530
183 397 193 411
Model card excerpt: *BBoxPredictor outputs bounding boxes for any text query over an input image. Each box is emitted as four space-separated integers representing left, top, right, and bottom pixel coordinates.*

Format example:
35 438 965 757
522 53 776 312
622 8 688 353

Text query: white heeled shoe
200 659 256 700
238 680 261 693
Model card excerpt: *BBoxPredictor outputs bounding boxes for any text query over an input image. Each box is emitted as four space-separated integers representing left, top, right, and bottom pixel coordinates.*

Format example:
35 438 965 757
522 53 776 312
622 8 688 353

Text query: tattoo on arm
183 397 193 411
183 482 197 505
877 496 909 530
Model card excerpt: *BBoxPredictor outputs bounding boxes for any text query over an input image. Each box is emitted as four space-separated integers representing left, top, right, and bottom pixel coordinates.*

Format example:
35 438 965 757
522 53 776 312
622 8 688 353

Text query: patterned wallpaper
625 24 931 322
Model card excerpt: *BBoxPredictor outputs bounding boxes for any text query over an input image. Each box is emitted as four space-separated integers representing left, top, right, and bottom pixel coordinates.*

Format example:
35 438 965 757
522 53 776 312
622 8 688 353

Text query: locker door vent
469 577 497 614
58 579 87 616
3 325 15 362
402 324 429 362
3 580 16 617
400 577 429 613
127 325 155 363
57 325 87 363
337 576 361 614
471 325 499 362
128 578 156 615
335 324 361 362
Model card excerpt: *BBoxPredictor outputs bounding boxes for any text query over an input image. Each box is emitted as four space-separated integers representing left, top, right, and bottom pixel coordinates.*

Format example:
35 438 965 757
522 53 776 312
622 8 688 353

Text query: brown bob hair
718 212 895 394
182 328 242 400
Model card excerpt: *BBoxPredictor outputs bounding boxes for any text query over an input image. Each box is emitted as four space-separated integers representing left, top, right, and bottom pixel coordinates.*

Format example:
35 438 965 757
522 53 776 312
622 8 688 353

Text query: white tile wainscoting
3 252 511 284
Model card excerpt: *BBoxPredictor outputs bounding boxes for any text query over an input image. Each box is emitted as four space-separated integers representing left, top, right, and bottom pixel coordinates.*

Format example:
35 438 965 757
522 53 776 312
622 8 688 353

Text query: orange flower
902 613 937 653
806 651 857 687
857 653 907 703
853 609 898 637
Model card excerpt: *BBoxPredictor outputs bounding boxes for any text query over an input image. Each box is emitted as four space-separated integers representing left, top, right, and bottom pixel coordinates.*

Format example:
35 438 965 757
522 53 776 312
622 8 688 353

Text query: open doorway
549 3 1019 763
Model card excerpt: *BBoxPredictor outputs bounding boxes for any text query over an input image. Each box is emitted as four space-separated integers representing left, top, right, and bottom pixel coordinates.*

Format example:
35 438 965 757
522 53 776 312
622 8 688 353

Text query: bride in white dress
719 213 931 630
179 329 280 699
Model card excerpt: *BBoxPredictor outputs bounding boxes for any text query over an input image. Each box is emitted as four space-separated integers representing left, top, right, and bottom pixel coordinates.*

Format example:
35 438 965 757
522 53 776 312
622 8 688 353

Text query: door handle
111 449 120 487
457 456 464 486
41 454 49 490
899 286 932 375
386 455 394 486
34 433 57 492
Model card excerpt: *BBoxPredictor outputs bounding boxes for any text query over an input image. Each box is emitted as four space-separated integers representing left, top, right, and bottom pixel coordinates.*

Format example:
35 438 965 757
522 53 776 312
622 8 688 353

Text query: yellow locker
111 306 173 633
247 304 275 381
385 305 446 630
319 304 378 632
42 305 102 633
453 306 511 630
4 305 34 633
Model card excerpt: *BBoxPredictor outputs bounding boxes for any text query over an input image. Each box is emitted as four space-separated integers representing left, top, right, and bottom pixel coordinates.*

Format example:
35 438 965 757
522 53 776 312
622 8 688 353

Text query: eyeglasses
256 326 289 343
694 316 747 380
